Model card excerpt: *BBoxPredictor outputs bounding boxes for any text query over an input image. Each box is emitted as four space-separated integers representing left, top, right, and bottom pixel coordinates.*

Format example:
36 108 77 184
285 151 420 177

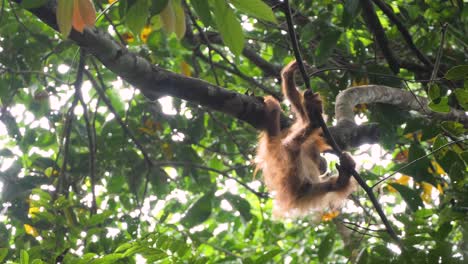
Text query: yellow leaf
387 185 397 193
181 61 191 77
351 76 369 86
421 182 433 203
388 175 411 192
428 161 445 175
108 0 117 4
140 26 152 43
122 32 135 43
173 0 186 39
437 183 445 194
24 224 39 237
322 211 340 221
28 207 40 218
395 175 410 186
57 0 74 38
404 132 422 141
160 0 175 34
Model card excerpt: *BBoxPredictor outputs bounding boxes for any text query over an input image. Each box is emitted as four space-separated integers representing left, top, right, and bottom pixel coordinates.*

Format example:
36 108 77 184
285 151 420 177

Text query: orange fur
255 61 357 217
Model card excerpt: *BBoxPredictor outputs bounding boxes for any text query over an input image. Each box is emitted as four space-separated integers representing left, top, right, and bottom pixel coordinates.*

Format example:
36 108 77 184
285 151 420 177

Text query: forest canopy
0 0 467 263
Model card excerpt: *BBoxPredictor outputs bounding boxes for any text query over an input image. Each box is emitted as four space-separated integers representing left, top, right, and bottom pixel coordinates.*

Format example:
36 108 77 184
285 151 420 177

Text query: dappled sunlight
158 96 177 115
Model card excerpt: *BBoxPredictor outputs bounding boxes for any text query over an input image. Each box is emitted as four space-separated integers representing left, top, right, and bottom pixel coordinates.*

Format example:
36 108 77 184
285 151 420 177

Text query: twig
195 50 280 98
95 1 126 45
84 69 152 167
372 138 467 188
57 57 83 196
85 68 153 207
75 50 98 213
207 111 251 161
188 7 280 97
281 0 310 90
153 161 268 198
429 23 448 87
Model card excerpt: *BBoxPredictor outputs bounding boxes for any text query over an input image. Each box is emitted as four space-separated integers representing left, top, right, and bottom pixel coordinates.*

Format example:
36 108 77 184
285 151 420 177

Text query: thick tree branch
336 85 468 126
360 0 400 74
18 2 380 150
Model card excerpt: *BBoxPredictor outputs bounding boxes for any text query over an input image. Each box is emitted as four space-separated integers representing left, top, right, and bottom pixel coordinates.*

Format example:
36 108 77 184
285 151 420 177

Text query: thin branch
195 50 280 98
429 23 448 87
281 0 310 90
57 58 83 196
95 1 126 45
187 7 279 97
207 111 251 161
371 0 432 68
153 161 268 198
0 66 68 84
75 50 98 213
84 69 153 167
372 138 467 188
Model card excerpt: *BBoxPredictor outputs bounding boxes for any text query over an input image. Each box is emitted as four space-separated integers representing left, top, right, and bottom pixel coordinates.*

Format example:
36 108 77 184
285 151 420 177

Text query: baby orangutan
256 60 357 217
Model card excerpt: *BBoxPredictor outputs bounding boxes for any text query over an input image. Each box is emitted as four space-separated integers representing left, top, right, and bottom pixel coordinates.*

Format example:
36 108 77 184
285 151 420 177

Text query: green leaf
151 0 169 15
126 0 150 36
92 253 125 263
160 0 176 33
318 233 335 261
444 65 468 80
223 193 252 222
315 28 341 64
454 88 468 110
434 222 452 240
441 121 466 137
56 0 74 38
414 209 434 218
173 0 187 39
460 151 468 165
212 0 245 56
114 243 133 253
0 248 8 263
191 0 214 26
255 249 281 263
20 250 29 264
88 211 113 226
181 193 213 227
428 84 440 100
342 0 360 26
150 168 170 195
229 0 277 23
20 0 48 9
389 183 424 212
105 89 125 116
428 97 450 113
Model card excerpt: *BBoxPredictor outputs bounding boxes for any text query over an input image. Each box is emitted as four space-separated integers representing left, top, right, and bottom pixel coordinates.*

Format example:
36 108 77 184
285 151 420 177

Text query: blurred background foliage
0 0 467 263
